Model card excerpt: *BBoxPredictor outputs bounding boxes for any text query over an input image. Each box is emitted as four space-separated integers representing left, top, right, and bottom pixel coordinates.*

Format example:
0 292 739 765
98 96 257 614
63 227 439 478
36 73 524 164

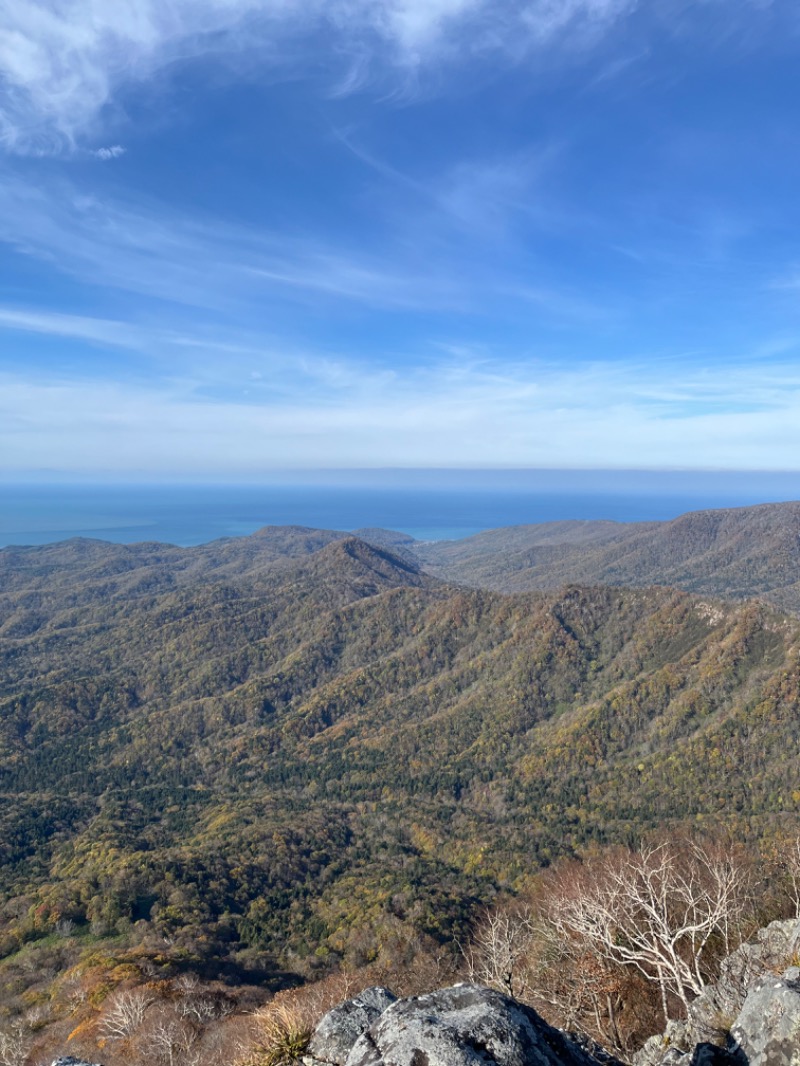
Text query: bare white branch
98 987 154 1041
548 841 751 1023
463 907 537 999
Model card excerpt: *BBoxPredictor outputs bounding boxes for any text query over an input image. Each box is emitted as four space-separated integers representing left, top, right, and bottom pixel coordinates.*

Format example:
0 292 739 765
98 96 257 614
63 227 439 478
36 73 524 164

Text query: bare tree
548 840 751 1023
99 987 154 1041
463 907 537 999
174 973 201 995
141 1014 198 1066
0 1024 31 1066
23 1002 52 1030
178 992 234 1024
780 835 800 919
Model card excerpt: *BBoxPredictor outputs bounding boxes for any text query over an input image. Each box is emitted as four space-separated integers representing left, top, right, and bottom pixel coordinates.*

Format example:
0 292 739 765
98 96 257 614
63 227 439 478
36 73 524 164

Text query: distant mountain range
406 500 800 613
6 498 800 615
2 505 800 984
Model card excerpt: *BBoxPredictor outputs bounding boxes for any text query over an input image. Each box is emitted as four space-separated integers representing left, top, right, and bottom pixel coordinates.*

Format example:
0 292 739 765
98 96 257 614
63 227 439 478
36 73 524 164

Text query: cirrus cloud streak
1 0 638 154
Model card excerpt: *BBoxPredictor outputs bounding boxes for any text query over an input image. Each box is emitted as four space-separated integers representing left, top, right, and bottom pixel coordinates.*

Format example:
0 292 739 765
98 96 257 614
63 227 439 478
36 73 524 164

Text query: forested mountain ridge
410 500 800 611
6 498 800 620
0 525 347 617
2 528 800 994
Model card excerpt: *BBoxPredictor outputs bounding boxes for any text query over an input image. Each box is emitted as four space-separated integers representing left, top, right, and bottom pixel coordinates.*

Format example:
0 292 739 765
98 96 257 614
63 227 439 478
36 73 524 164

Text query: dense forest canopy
1 522 799 989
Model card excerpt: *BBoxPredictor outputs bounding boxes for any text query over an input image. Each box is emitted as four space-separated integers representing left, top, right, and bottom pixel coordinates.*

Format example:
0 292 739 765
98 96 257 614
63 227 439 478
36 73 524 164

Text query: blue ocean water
1 480 799 547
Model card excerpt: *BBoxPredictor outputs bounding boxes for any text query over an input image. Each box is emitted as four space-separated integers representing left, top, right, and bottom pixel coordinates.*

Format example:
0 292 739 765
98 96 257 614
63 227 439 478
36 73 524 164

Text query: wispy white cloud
521 0 636 45
332 125 571 247
0 0 646 155
0 306 141 347
435 149 562 236
0 302 386 398
358 0 484 55
4 353 800 475
0 171 608 320
0 174 467 312
92 144 126 160
769 268 800 293
583 45 650 88
0 0 261 153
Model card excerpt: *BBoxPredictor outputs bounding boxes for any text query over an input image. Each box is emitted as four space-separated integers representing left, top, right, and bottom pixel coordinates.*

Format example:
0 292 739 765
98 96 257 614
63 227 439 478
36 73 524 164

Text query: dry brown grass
236 1001 313 1066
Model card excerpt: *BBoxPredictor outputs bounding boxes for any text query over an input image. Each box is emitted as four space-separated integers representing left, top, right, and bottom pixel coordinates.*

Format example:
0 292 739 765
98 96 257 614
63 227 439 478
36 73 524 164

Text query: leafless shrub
178 992 234 1023
139 1012 199 1066
527 923 660 1056
779 835 800 919
462 907 537 999
0 1023 32 1066
174 974 201 995
98 986 154 1041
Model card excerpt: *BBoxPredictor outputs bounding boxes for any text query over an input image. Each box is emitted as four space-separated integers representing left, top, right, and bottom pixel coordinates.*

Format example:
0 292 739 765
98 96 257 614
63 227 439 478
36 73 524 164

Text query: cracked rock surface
310 984 621 1066
308 986 397 1065
731 973 800 1066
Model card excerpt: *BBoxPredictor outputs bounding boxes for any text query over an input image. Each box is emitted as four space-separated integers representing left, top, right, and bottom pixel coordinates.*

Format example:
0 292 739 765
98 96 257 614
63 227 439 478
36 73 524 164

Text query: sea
2 475 800 548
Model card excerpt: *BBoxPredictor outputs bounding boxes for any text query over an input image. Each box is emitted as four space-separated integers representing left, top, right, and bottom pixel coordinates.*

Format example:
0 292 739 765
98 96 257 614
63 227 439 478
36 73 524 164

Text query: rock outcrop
306 922 800 1066
49 918 800 1066
690 920 800 1047
308 986 397 1065
635 919 800 1066
730 968 800 1066
306 984 621 1066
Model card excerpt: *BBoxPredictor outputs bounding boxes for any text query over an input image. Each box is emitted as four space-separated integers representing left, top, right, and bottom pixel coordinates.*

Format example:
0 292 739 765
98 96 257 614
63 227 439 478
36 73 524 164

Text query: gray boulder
308 987 397 1065
730 972 800 1066
632 1037 689 1066
635 1020 697 1066
342 984 621 1066
689 920 800 1046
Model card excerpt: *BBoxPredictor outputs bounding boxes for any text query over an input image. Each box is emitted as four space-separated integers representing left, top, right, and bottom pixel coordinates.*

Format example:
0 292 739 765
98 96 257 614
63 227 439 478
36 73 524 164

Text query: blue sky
3 0 800 477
